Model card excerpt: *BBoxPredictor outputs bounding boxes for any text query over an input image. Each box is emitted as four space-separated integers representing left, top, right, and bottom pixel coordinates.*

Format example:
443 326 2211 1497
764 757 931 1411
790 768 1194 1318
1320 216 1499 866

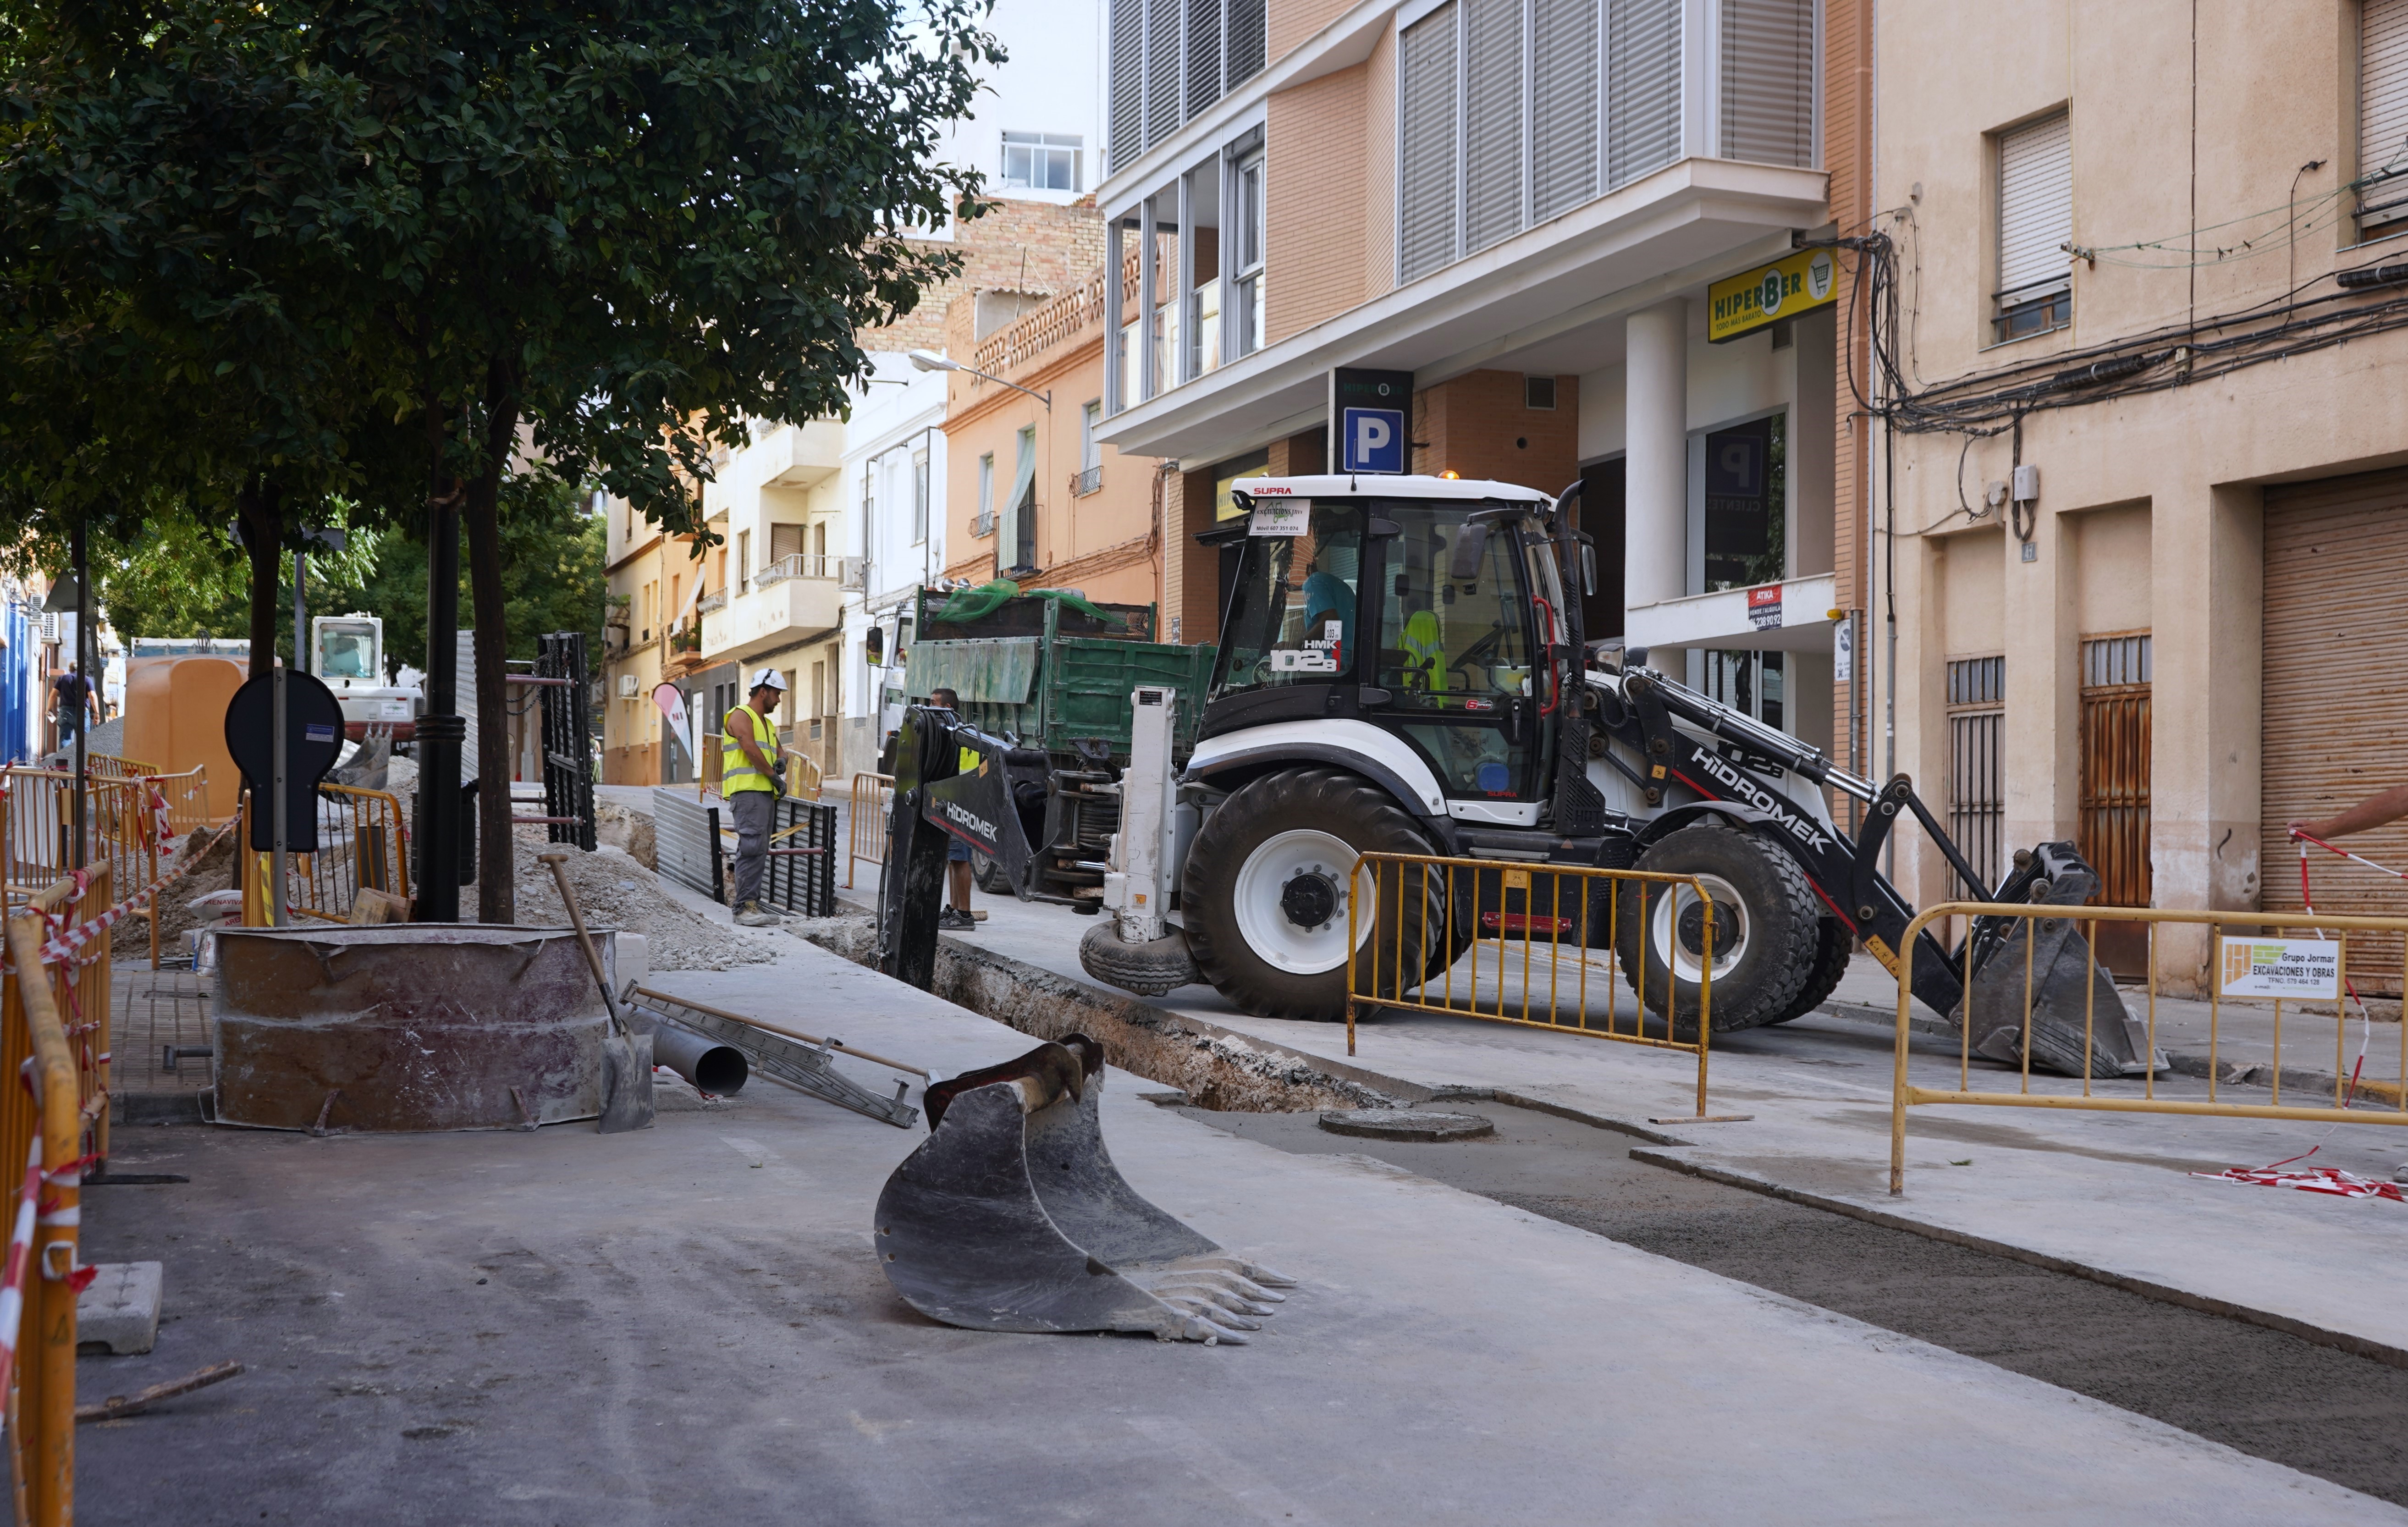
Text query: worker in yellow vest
723 668 788 927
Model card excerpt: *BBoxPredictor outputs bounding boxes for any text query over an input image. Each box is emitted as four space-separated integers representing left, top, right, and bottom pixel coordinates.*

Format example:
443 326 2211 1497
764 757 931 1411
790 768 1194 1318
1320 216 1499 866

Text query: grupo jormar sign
2216 936 2342 1000
1708 248 1838 343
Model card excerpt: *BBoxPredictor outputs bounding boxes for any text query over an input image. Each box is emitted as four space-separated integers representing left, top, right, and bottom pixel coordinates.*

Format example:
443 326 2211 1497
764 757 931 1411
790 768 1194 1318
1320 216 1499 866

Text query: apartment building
1874 0 2408 997
937 238 1167 607
1095 0 1873 771
599 501 704 785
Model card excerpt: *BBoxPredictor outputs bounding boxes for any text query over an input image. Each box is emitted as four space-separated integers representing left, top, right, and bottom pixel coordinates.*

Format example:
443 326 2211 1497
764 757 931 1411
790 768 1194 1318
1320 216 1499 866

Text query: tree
2 0 994 920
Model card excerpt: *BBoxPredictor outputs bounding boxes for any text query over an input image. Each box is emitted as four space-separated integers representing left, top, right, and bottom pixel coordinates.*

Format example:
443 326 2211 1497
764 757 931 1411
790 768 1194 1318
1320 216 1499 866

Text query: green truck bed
903 593 1215 759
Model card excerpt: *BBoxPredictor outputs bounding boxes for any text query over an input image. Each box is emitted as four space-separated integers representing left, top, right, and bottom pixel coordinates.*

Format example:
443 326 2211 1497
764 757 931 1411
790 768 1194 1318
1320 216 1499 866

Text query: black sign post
1328 368 1416 475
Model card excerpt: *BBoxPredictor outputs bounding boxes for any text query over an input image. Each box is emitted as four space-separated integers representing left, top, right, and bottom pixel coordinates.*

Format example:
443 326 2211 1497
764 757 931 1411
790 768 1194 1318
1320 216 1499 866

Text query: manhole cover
1317 1108 1494 1142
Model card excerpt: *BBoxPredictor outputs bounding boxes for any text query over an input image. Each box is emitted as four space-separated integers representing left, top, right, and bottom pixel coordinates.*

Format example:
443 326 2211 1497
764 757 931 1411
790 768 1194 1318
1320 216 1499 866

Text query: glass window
912 448 930 544
1001 132 1083 192
1701 414 1785 591
1234 152 1266 357
1374 507 1533 711
1211 502 1364 699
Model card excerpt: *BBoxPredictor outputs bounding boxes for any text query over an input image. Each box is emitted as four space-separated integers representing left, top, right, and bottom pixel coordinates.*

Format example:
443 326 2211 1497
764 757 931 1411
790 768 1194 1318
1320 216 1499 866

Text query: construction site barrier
782 748 823 801
237 786 413 926
1345 852 1717 1119
1890 901 2408 1194
0 870 103 1526
846 772 893 891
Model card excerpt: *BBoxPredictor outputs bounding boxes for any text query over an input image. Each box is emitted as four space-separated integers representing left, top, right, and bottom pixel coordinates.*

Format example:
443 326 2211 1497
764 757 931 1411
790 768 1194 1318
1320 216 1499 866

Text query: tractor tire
972 853 1010 895
1616 823 1821 1037
1079 921 1200 996
1763 918 1852 1025
1181 768 1444 1022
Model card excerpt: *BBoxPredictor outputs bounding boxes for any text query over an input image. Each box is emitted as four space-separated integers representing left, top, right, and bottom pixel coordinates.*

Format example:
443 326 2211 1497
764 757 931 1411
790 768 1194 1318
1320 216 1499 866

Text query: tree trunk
463 369 521 924
235 476 285 679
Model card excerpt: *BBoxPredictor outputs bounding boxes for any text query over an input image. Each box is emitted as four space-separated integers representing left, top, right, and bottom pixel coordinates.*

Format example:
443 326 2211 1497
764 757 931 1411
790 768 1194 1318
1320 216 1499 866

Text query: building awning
1623 574 1839 655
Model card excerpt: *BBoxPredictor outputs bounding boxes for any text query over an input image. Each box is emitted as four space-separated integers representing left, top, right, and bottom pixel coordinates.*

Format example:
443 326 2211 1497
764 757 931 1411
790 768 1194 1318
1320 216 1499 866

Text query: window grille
1946 655 2006 898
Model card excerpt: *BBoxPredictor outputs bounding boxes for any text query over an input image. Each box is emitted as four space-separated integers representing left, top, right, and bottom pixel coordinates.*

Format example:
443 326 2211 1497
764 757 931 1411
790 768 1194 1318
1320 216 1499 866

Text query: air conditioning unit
36 613 58 644
616 674 639 698
838 557 867 591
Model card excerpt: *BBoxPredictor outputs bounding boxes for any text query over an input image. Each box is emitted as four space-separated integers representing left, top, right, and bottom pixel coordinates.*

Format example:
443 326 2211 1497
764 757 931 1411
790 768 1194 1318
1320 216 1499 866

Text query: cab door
1362 507 1547 820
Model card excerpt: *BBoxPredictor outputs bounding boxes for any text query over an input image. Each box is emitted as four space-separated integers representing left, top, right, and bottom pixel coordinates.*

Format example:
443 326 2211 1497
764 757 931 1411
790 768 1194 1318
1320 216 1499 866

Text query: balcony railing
755 552 842 588
1074 466 1102 497
698 589 729 615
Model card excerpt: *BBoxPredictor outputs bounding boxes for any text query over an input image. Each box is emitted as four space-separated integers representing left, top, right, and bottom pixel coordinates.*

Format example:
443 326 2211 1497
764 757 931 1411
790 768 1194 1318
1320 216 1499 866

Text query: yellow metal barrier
1345 852 1718 1119
238 786 414 925
145 766 215 839
1890 901 2408 1194
846 772 893 890
782 748 824 801
1 871 106 1525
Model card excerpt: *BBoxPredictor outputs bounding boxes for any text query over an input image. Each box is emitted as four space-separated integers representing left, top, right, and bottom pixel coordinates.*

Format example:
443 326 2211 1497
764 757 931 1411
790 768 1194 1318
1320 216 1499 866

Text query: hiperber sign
1708 248 1839 343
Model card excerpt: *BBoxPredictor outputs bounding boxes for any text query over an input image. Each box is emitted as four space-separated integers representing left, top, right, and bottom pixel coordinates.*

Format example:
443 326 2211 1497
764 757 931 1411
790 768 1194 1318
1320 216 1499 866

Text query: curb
1628 1146 2408 1372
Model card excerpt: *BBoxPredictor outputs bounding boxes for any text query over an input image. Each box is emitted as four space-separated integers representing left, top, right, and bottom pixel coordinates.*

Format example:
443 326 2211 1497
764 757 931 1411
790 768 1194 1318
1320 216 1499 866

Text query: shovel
540 850 654 1134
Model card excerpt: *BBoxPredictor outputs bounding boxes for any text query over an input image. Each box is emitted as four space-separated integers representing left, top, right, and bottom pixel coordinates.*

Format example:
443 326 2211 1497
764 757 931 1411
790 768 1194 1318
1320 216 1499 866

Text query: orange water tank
124 656 245 806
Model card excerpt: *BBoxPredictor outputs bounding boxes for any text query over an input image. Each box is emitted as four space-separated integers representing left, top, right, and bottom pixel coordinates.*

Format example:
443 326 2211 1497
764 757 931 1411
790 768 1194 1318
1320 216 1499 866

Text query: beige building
937 250 1166 609
600 502 706 785
1875 0 2408 993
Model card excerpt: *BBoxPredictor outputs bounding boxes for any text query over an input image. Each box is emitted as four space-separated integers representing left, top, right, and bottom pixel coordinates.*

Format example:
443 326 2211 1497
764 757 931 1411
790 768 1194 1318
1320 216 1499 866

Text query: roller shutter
1185 0 1223 118
1146 0 1182 146
1719 0 1813 167
1606 0 1681 188
2261 468 2408 993
1996 111 2072 306
1530 0 1600 221
1399 3 1461 283
1110 0 1143 171
2364 0 2408 223
1462 0 1526 253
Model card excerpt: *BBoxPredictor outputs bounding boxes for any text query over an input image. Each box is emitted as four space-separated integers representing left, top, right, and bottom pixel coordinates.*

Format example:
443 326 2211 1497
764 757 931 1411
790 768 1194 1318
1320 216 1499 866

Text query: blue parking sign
1339 407 1406 474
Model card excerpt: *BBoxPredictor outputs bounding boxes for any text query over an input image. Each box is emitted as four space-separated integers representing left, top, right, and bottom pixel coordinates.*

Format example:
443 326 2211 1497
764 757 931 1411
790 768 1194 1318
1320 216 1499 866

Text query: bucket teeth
873 1036 1295 1346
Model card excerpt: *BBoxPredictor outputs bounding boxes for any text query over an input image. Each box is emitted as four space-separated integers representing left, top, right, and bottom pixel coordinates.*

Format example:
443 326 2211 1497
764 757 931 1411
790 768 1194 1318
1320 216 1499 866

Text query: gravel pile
510 838 782 972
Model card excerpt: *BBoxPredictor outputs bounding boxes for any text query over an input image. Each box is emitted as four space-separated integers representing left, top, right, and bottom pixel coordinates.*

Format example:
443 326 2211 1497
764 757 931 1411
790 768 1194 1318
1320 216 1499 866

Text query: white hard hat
749 667 788 692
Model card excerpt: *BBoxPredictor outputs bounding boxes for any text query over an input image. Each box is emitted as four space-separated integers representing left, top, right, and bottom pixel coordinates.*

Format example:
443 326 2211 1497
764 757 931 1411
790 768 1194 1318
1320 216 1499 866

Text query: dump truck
878 474 2146 1079
898 586 1214 906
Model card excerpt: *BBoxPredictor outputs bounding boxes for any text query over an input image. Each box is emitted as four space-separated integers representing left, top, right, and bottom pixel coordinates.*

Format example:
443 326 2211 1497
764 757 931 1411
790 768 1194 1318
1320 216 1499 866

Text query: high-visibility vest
721 705 779 794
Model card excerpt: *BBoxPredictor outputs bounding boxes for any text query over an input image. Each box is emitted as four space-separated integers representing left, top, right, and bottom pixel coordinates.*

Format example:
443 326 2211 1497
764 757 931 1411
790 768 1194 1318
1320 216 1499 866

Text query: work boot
938 907 975 931
733 901 780 928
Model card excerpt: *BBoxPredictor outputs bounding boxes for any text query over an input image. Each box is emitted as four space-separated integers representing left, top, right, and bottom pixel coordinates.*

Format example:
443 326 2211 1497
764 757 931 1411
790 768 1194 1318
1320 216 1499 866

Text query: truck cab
310 614 422 743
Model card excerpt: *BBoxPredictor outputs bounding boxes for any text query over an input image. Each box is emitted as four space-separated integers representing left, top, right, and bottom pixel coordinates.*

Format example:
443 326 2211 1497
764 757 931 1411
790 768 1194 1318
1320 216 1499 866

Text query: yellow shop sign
1708 248 1839 343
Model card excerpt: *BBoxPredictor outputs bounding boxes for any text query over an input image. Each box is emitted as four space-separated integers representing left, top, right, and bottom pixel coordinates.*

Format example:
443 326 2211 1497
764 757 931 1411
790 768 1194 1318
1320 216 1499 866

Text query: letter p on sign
1341 406 1406 474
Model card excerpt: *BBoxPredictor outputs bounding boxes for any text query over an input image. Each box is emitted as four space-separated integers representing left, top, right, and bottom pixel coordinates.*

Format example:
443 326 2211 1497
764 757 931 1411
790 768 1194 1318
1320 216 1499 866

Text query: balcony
1623 574 1841 656
701 566 843 663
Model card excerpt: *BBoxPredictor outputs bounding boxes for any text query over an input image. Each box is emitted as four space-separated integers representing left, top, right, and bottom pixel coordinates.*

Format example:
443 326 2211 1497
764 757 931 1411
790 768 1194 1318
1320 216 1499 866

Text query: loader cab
1203 476 1565 820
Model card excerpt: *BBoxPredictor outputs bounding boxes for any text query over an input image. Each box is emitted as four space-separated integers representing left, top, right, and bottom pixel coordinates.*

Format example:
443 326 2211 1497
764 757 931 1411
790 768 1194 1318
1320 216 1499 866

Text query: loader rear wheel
1616 823 1821 1036
1182 768 1444 1021
1763 917 1852 1025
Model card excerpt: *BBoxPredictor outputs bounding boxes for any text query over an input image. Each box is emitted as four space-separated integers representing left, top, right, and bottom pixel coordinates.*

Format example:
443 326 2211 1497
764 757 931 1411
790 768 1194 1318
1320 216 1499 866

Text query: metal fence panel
653 788 724 904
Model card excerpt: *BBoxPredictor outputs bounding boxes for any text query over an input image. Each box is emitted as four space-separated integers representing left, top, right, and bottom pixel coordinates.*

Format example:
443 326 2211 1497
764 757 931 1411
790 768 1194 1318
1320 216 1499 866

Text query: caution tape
29 819 237 969
2191 1164 2406 1202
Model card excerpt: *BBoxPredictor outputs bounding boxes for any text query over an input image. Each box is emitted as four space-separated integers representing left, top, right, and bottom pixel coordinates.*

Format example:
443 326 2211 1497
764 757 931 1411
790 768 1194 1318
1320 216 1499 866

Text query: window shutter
1996 111 2072 303
1400 2 1462 283
1226 0 1267 86
1146 0 1182 147
1607 0 1681 188
1530 0 1599 221
2364 0 2408 215
1109 0 1143 171
770 524 806 563
1186 0 1224 117
1462 0 1526 253
1719 0 1813 167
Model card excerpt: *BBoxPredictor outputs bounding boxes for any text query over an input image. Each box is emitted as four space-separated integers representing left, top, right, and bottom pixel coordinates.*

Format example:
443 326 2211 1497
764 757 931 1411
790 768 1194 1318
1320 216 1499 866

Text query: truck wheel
1616 823 1820 1036
972 853 1010 895
1763 918 1852 1025
1079 921 1200 996
1181 768 1443 1021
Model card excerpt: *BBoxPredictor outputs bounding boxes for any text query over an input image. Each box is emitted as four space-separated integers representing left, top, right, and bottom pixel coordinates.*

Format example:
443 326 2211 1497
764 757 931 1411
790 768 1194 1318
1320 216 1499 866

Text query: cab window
1210 502 1363 699
1374 507 1532 712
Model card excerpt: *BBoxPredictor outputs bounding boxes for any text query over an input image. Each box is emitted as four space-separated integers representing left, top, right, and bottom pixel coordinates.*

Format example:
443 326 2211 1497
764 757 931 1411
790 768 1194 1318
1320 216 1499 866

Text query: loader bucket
1960 843 2145 1080
874 1037 1296 1343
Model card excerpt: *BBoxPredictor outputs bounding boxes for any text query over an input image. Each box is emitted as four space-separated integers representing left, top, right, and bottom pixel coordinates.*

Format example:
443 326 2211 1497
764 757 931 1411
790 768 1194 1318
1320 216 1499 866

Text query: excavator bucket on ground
874 1036 1296 1343
1959 842 2153 1079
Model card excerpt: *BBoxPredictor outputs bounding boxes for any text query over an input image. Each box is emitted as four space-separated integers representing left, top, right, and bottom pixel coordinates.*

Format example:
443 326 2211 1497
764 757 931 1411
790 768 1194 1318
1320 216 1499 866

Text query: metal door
2078 632 2151 975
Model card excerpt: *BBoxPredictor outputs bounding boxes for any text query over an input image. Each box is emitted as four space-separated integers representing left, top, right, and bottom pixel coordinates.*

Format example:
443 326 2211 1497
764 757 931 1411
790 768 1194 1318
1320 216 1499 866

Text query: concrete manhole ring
1317 1108 1494 1142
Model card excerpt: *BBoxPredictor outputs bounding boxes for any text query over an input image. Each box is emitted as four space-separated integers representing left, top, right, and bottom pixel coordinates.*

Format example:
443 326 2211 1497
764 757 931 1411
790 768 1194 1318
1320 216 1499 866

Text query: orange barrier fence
237 786 413 926
845 772 893 890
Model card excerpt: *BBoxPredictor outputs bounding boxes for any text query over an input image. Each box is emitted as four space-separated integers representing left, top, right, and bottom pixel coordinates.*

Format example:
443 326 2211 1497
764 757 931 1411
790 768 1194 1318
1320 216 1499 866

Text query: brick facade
859 198 1111 356
1263 64 1369 347
1409 371 1581 495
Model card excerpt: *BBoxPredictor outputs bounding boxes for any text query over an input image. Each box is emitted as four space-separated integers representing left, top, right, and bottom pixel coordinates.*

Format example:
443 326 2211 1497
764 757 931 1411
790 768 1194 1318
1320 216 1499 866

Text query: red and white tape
2193 1164 2406 1202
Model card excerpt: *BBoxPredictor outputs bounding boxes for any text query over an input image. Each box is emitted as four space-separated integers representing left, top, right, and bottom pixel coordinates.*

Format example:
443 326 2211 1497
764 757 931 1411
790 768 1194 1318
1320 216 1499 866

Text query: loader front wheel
1617 823 1821 1036
1763 917 1852 1025
1182 768 1443 1021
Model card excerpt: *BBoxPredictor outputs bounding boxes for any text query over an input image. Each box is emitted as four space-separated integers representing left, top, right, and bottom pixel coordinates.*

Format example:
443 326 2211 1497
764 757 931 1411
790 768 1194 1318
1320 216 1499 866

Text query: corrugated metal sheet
2262 470 2408 993
1607 0 1681 188
654 788 724 904
907 638 1041 706
1463 0 1526 254
1719 0 1813 168
1997 110 2072 299
1530 0 1599 221
1400 2 1461 283
763 798 837 918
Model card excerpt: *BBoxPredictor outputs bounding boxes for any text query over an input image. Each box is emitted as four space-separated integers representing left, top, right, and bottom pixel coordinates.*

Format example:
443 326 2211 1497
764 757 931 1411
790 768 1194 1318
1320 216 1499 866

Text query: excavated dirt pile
510 838 780 972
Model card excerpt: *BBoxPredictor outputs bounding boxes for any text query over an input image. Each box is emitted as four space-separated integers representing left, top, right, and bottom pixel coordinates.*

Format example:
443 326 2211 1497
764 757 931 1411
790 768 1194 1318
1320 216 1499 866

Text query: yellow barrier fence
845 772 893 890
1890 901 2408 1194
237 785 414 926
782 748 823 801
0 871 99 1527
1345 852 1720 1119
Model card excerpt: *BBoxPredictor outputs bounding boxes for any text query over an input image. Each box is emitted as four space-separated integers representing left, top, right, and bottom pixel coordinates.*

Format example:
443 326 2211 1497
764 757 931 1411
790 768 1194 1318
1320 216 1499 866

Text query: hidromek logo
1689 746 1831 852
943 801 997 843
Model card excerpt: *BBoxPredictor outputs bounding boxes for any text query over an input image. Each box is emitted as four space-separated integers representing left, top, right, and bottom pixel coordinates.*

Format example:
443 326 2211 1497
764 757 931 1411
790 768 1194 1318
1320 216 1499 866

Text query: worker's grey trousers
728 789 774 909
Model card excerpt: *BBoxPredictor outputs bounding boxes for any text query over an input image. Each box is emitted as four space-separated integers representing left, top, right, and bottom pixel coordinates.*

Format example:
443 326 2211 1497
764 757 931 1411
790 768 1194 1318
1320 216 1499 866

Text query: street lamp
906 349 1050 410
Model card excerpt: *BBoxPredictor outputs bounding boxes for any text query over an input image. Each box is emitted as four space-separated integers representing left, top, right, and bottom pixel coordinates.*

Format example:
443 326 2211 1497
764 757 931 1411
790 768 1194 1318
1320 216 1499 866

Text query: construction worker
2292 789 2408 843
723 668 788 928
929 687 982 930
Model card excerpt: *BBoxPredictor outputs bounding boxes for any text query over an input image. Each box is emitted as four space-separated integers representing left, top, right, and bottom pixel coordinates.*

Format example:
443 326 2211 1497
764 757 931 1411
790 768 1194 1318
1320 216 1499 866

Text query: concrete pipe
652 1021 749 1095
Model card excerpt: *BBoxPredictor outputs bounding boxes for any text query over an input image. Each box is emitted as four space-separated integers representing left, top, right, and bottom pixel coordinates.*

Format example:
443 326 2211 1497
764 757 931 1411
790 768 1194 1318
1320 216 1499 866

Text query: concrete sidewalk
79 935 2402 1525
906 890 2408 1366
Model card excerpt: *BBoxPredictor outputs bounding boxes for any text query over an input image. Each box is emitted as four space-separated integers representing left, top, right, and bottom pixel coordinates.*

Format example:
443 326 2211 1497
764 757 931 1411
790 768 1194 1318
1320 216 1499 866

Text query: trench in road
1172 1098 2408 1507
